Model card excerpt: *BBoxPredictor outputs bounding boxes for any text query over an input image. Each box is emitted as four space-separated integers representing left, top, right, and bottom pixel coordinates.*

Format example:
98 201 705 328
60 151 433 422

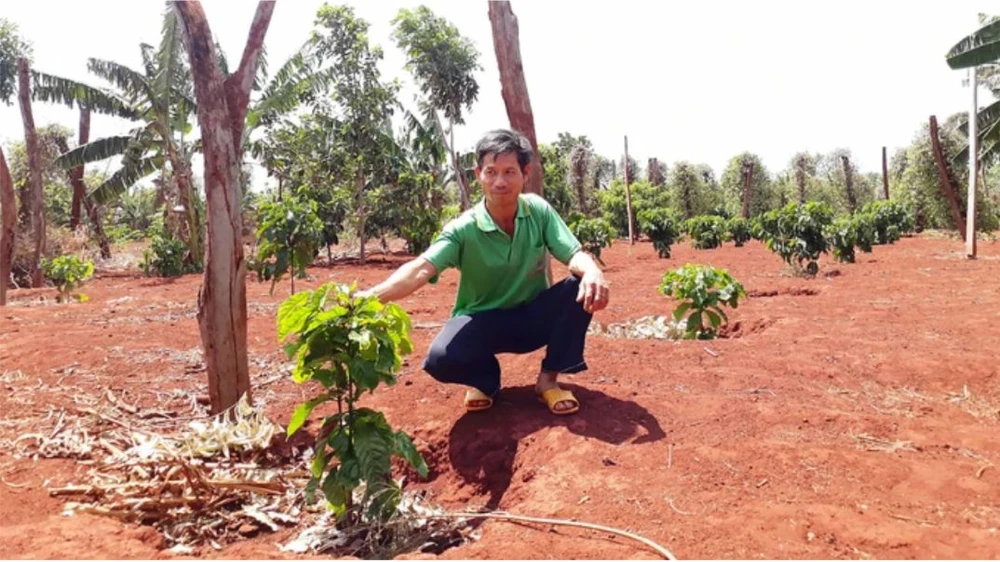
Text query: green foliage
726 217 751 247
141 233 198 277
826 217 858 263
755 202 834 276
41 255 94 303
0 18 30 106
538 143 575 217
720 152 778 217
637 207 682 258
597 179 672 237
684 215 727 249
858 200 914 244
658 264 746 340
668 162 719 219
278 283 428 523
569 217 615 266
255 196 324 295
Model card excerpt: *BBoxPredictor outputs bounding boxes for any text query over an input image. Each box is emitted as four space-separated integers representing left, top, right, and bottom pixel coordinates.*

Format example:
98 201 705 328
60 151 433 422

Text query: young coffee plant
726 217 751 247
851 212 876 253
860 200 913 245
41 255 94 303
278 282 429 525
683 215 727 249
659 264 746 340
400 207 441 256
255 196 325 295
826 217 858 263
637 207 682 258
569 217 616 266
141 233 198 277
757 202 833 276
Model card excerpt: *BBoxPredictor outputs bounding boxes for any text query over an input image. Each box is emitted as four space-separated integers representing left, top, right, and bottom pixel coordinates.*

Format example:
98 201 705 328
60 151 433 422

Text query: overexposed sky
0 0 994 190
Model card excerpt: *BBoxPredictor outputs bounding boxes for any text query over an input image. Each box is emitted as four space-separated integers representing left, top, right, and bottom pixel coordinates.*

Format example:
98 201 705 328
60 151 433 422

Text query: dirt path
1 235 999 559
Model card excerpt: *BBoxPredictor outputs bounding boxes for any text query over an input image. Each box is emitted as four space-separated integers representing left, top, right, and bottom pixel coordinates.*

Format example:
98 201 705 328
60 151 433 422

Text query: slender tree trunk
881 146 890 200
928 115 967 239
624 135 634 243
53 134 111 259
489 0 549 282
174 0 274 415
741 161 754 218
356 170 367 264
431 112 470 210
840 155 858 212
171 150 202 265
69 108 91 229
18 58 45 288
1 147 15 306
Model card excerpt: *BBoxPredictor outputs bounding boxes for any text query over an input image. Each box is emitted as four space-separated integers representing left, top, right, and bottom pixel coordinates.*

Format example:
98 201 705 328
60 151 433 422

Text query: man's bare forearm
568 250 602 278
361 257 438 302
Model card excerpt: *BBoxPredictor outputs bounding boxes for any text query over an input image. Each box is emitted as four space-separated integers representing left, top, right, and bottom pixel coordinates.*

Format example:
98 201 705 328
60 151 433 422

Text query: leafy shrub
859 200 914 245
141 234 197 278
852 213 876 253
826 217 857 263
684 215 727 249
637 207 682 258
278 283 428 523
41 255 94 303
569 217 616 266
756 202 834 276
726 217 751 247
597 179 673 237
400 208 440 256
255 196 324 295
658 264 746 340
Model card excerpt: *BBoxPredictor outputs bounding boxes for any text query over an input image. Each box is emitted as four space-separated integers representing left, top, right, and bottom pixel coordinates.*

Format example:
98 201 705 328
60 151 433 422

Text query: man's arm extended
567 250 610 313
357 257 439 303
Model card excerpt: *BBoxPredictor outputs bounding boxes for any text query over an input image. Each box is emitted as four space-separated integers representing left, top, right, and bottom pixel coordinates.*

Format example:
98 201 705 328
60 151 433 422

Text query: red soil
2 235 999 559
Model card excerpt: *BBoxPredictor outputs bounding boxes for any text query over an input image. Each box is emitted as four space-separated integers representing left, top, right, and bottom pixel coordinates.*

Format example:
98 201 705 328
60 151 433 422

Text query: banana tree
947 15 1000 166
33 9 202 263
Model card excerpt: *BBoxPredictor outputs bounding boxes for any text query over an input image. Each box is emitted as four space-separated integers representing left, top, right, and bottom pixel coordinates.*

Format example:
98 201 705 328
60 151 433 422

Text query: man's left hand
576 268 610 313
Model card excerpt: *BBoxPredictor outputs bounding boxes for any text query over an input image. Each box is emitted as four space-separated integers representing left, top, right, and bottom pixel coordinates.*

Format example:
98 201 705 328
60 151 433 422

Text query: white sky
0 0 995 190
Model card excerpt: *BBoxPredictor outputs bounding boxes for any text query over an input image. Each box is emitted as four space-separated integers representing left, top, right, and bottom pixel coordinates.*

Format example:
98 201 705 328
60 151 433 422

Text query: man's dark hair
475 128 533 170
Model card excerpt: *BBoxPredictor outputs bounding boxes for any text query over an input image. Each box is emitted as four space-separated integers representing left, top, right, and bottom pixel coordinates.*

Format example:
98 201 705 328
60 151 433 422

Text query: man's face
476 151 527 207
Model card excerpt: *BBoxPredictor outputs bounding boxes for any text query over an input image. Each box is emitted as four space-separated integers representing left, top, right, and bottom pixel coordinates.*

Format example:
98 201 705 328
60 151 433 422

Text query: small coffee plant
684 215 727 249
255 196 325 295
279 282 428 525
569 217 616 266
141 233 198 277
756 202 833 276
827 216 858 263
659 264 746 340
41 255 94 303
726 217 751 247
637 208 682 258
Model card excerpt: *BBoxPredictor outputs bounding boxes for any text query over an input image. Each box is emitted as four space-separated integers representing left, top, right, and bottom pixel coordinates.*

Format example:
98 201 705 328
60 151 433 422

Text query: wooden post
0 147 14 306
928 115 967 241
840 155 858 212
966 68 977 258
741 160 754 218
624 135 635 244
881 146 890 200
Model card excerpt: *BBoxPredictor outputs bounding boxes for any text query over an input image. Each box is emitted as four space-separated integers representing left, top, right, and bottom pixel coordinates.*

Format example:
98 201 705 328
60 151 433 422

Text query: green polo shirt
420 193 583 318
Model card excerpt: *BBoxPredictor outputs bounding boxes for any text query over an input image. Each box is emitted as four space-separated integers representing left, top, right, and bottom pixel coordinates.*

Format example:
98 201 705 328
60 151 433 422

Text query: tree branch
224 0 276 140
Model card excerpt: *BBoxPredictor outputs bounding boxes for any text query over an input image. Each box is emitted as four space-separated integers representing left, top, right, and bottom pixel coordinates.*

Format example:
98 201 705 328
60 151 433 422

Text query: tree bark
174 0 274 415
69 107 91 229
840 155 858 212
795 156 807 204
624 135 634 243
881 146 890 200
53 133 111 259
741 161 754 218
488 0 543 198
18 58 45 288
0 147 15 306
928 115 967 240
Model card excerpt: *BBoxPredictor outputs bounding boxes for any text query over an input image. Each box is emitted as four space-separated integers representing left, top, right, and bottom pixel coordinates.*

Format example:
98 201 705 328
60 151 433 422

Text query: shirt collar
474 195 530 232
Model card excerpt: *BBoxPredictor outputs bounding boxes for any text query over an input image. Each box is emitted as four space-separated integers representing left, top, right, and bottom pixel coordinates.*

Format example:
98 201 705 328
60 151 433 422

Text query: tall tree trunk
0 147 15 306
488 0 543 197
174 0 274 415
881 146 890 200
489 0 549 282
18 58 44 288
928 115 967 240
840 155 858 212
69 108 91 229
53 134 111 259
795 156 807 204
741 161 754 218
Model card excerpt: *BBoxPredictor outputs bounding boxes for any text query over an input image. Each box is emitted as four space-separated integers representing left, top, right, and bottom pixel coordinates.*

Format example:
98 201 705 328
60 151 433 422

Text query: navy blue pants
422 276 593 397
